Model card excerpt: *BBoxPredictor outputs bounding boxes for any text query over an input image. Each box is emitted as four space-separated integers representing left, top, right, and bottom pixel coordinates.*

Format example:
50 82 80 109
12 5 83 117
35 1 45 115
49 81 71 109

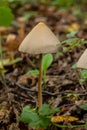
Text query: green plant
42 53 53 87
79 70 87 83
2 0 50 7
0 0 30 7
57 31 87 55
23 11 38 21
62 31 81 52
0 35 7 87
51 0 75 9
80 103 87 111
27 69 39 75
54 123 87 129
0 6 14 27
72 63 87 86
72 63 77 69
27 53 53 87
73 8 87 19
0 0 8 6
20 103 59 129
51 0 87 11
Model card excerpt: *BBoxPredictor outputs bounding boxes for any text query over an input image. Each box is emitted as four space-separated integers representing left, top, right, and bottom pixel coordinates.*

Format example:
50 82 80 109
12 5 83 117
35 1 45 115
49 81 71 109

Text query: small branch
26 56 36 69
5 78 87 96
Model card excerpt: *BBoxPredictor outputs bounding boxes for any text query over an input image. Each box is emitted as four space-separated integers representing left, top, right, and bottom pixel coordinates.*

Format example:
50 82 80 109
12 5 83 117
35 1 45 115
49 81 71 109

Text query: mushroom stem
38 54 43 109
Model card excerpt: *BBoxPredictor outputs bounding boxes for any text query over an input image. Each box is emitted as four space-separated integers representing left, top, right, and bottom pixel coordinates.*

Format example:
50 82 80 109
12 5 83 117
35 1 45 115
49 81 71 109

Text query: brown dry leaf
51 97 62 108
71 23 80 30
0 26 7 35
17 17 26 23
6 23 25 52
6 34 21 51
17 74 37 87
60 106 70 113
0 105 10 124
9 123 20 130
6 34 16 43
51 115 78 123
35 17 47 23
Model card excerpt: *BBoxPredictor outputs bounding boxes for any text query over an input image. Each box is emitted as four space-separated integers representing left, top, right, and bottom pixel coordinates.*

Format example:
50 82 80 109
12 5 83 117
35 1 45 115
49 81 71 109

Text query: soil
0 3 87 130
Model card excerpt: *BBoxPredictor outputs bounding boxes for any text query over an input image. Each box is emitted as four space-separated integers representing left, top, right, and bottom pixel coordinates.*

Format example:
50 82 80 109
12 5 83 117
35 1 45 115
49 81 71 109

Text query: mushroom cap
18 22 60 54
77 49 87 69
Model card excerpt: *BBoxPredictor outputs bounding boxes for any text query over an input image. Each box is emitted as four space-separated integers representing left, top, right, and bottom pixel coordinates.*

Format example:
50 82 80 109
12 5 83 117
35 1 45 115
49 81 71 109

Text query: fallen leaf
17 74 37 87
0 59 10 68
6 34 16 44
6 34 20 51
51 115 78 123
0 26 7 35
0 58 22 69
67 23 80 32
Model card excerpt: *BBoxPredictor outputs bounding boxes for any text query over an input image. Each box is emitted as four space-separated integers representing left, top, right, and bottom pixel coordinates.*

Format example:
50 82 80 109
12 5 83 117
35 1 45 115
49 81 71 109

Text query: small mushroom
77 49 87 69
18 22 60 109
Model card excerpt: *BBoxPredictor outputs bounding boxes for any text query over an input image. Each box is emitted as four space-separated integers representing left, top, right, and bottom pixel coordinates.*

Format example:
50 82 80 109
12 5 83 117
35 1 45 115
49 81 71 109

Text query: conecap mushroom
18 22 60 109
77 49 87 69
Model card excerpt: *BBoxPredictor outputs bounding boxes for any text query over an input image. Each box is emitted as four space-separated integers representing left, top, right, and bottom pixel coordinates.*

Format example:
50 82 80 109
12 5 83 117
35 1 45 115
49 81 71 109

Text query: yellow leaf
0 58 22 68
71 23 79 30
67 23 80 32
51 115 78 123
0 59 10 68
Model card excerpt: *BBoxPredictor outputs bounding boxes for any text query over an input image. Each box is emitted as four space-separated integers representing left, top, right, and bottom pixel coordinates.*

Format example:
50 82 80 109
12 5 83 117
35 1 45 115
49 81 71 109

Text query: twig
6 78 87 97
26 56 36 69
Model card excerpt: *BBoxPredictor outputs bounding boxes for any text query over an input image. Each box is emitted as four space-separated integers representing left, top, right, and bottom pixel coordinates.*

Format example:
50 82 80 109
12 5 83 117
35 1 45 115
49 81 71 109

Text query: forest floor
0 3 87 130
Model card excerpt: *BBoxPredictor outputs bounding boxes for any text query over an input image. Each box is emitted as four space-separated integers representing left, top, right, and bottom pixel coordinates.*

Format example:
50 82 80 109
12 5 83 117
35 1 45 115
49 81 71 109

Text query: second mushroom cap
77 49 87 69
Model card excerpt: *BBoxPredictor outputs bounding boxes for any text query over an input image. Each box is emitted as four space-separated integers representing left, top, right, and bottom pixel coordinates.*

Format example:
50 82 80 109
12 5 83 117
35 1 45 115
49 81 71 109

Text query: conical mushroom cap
19 22 60 54
77 49 87 69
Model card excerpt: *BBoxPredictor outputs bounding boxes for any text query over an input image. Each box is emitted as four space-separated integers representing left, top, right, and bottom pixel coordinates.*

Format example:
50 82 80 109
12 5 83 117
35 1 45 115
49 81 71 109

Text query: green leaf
80 103 87 111
19 106 32 123
51 0 74 8
39 104 59 116
19 104 59 129
39 115 51 128
26 69 39 75
20 105 50 128
61 38 78 45
23 11 38 20
42 54 53 72
79 79 85 83
62 38 81 52
72 63 77 69
0 6 14 27
66 40 80 50
0 0 8 6
79 70 87 83
80 70 87 79
66 31 78 38
29 115 50 129
20 106 40 124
